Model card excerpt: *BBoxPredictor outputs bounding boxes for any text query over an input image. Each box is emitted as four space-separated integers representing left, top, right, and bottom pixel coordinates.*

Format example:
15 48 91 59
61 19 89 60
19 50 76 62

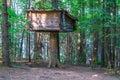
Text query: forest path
0 65 119 80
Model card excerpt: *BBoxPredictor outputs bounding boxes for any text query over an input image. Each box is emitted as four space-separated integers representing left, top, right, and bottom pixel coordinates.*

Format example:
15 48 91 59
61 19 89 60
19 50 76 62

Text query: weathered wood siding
27 10 77 32
60 12 76 32
28 11 61 31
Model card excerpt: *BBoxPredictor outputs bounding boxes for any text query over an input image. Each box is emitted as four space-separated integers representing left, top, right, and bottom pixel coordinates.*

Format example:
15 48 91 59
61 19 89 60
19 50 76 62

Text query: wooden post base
48 32 60 68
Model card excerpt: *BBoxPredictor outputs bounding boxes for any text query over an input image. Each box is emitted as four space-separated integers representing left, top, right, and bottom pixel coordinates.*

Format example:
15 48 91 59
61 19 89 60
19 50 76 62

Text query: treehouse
27 9 77 32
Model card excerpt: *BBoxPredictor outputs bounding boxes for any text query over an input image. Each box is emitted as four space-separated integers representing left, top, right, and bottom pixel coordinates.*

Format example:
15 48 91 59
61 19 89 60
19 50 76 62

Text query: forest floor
0 62 120 80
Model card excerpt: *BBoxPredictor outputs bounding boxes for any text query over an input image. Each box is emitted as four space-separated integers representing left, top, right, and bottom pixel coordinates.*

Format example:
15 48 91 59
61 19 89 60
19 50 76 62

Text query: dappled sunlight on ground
92 74 98 77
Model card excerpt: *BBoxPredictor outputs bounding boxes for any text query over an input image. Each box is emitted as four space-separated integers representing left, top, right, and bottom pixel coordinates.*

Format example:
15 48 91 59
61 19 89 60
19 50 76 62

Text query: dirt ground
0 63 119 80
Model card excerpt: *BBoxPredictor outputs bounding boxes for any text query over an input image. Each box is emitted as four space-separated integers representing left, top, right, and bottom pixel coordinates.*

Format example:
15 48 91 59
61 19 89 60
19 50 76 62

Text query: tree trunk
2 0 10 66
101 0 105 67
101 27 105 67
112 0 117 73
90 0 98 66
27 0 31 62
19 30 25 57
78 2 86 64
103 0 113 69
48 32 60 68
93 30 98 62
26 31 31 62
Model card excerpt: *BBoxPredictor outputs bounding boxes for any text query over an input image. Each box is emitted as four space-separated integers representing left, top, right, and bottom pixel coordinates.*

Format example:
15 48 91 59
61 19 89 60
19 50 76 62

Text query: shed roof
26 9 77 21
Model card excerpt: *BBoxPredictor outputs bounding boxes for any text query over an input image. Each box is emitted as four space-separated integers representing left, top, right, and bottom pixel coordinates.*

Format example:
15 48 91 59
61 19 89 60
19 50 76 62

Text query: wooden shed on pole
27 10 77 32
27 9 77 67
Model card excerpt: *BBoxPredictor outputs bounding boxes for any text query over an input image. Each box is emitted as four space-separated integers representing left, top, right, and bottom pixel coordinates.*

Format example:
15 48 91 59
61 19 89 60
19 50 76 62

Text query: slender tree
91 0 99 65
78 1 86 64
2 0 10 66
101 0 106 67
112 0 117 73
27 0 31 62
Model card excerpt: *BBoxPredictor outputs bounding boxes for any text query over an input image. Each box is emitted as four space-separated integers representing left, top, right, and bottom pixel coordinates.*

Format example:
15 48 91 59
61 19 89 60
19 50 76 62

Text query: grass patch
0 64 5 69
11 62 23 67
117 76 120 79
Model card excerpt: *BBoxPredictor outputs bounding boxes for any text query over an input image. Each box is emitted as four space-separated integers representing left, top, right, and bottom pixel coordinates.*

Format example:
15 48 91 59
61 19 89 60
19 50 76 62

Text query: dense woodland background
0 0 120 72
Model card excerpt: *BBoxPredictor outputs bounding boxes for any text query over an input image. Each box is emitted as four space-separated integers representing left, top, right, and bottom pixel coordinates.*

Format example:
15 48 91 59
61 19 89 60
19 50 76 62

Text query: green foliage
58 0 120 67
11 62 22 67
4 4 28 59
0 47 2 57
76 54 86 65
7 7 18 23
60 55 65 63
0 1 2 27
118 76 120 79
94 58 101 65
0 64 5 69
7 7 28 33
33 1 52 10
107 64 112 69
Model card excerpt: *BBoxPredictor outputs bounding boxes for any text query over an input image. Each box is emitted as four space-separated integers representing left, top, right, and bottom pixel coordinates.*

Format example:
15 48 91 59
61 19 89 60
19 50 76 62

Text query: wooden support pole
48 32 60 68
